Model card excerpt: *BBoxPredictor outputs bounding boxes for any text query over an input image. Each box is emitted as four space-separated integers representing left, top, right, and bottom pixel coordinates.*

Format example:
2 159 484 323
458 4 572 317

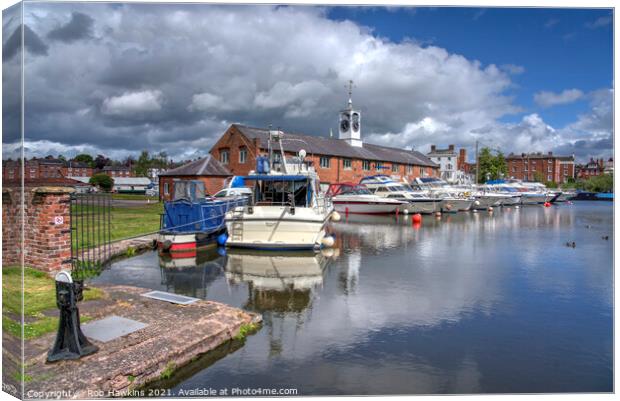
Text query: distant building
576 158 612 179
158 155 232 201
101 165 133 178
427 145 460 183
506 152 575 184
2 157 93 181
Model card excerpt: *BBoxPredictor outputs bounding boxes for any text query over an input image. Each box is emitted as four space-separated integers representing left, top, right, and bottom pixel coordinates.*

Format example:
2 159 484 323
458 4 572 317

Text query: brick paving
20 285 261 399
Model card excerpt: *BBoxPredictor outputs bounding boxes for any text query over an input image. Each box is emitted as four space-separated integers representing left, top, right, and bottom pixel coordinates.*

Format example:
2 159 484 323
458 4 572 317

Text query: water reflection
224 250 331 313
93 203 612 394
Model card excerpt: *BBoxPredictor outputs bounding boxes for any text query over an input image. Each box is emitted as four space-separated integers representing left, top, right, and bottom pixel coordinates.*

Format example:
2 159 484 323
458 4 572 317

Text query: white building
427 145 458 183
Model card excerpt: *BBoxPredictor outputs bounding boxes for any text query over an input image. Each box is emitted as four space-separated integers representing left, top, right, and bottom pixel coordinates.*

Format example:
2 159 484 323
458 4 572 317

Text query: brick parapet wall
2 186 74 272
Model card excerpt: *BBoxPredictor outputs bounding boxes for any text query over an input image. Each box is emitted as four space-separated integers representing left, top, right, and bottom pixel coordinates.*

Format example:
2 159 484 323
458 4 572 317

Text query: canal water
92 202 613 394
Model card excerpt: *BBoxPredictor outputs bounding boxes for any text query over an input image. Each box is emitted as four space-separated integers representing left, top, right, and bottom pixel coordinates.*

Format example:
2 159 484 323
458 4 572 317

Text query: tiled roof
506 153 574 160
233 124 438 168
159 155 231 177
102 165 131 171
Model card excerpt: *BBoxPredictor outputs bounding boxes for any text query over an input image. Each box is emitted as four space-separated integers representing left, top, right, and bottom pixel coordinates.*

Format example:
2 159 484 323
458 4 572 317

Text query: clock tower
339 80 363 147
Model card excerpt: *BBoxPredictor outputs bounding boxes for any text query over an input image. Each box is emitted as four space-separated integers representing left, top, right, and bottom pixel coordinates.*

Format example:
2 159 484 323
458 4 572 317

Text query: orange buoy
412 213 422 224
412 221 421 230
544 202 551 207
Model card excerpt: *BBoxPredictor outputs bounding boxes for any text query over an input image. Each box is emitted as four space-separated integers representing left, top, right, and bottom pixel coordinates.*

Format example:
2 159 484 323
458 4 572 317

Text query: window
524 164 528 171
220 149 230 165
419 166 424 176
320 156 330 169
343 158 352 169
547 175 552 181
375 162 383 171
362 160 370 171
164 183 169 195
547 166 552 173
548 159 552 163
513 166 517 172
239 147 248 164
391 164 398 173
446 163 452 170
406 165 412 174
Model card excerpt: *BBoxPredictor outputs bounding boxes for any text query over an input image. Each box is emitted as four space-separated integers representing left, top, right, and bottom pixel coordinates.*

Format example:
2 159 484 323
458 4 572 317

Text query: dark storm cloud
8 3 612 162
3 24 48 60
47 12 94 43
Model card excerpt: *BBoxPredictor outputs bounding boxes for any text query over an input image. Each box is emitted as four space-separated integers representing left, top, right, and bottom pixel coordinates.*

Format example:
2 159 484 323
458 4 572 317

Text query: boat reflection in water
224 249 333 313
158 248 227 299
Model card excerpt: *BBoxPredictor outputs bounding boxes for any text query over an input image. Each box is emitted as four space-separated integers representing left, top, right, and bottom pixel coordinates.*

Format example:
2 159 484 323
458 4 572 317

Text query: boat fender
217 233 228 246
331 211 341 222
474 200 480 206
321 235 335 248
162 240 172 252
402 209 409 215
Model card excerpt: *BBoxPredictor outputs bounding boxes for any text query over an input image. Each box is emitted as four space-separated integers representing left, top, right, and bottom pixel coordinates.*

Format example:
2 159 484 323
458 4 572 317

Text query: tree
89 173 114 192
73 154 94 167
94 154 111 170
134 150 151 177
477 147 508 183
533 171 545 183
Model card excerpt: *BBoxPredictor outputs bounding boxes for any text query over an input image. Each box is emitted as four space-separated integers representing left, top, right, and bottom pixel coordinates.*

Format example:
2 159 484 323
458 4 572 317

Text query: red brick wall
2 187 73 272
209 126 439 185
159 176 230 201
508 157 574 183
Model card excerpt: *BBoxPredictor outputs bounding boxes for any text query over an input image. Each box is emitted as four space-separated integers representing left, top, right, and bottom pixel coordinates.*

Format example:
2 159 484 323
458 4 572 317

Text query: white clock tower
339 80 363 147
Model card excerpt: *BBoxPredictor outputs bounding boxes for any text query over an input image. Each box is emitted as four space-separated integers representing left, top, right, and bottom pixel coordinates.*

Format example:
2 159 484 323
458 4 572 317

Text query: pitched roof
506 152 574 160
232 124 438 168
159 155 231 177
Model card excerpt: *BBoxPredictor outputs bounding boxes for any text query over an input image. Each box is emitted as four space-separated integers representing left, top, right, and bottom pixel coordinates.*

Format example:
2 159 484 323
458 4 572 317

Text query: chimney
459 148 466 165
448 144 455 152
430 145 436 152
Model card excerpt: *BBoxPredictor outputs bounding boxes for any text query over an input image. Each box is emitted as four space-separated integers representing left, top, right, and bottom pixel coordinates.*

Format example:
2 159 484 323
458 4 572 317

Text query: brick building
158 155 232 201
2 157 93 181
101 165 133 177
506 152 575 184
209 124 438 187
576 158 613 179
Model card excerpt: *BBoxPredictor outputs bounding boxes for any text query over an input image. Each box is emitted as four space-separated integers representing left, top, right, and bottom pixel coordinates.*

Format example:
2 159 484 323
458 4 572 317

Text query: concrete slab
82 315 148 343
141 290 199 305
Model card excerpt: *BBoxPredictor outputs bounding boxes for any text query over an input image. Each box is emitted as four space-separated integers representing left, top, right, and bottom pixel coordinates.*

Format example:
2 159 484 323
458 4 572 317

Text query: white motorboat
412 178 475 212
224 130 334 250
326 183 403 214
360 175 442 214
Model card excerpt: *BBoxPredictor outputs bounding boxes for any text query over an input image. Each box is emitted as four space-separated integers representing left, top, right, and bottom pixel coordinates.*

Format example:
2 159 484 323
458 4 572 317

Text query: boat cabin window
255 179 311 207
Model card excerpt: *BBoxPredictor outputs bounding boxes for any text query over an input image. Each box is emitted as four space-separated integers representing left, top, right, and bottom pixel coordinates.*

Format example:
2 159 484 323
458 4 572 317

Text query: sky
1 3 614 163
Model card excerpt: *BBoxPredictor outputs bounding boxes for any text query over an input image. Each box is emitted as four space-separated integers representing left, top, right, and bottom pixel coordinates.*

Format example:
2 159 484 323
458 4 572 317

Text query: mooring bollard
47 271 99 363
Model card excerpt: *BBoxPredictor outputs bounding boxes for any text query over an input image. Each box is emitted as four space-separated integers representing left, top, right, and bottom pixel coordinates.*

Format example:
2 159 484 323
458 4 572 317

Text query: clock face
340 119 350 132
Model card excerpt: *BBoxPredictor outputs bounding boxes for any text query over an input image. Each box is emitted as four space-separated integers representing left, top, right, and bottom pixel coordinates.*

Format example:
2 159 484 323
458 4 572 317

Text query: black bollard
47 271 99 363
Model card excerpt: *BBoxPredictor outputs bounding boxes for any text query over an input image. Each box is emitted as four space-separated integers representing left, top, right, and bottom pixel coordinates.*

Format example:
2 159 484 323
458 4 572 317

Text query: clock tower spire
339 80 362 147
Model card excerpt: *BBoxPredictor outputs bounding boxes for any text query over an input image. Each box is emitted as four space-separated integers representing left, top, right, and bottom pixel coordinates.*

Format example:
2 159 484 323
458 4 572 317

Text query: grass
2 266 104 339
112 193 158 201
233 322 260 342
71 202 163 249
159 362 176 380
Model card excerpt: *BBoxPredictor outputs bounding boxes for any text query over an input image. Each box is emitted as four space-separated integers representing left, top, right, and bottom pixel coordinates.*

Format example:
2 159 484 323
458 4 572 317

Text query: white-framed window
320 156 330 169
220 149 230 165
164 183 169 195
446 163 452 170
524 164 528 171
547 166 552 173
343 158 352 169
548 159 552 163
362 160 370 171
419 166 424 176
547 175 552 181
406 165 412 174
513 166 517 172
375 162 383 171
239 147 247 164
391 163 398 173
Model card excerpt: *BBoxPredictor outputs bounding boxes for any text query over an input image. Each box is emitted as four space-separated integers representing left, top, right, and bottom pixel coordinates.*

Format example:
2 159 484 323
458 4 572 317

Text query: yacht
412 178 475 212
326 183 404 215
359 175 442 214
224 130 335 250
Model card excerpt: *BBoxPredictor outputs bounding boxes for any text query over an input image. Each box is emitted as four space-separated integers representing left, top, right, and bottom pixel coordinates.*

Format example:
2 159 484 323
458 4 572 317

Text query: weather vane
345 79 355 109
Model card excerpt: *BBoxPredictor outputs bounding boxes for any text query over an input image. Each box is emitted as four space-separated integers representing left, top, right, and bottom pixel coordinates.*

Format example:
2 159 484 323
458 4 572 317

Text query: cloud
47 12 94 42
101 90 163 116
2 24 49 60
533 89 583 108
500 64 525 75
7 3 612 164
586 15 612 29
544 18 559 28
